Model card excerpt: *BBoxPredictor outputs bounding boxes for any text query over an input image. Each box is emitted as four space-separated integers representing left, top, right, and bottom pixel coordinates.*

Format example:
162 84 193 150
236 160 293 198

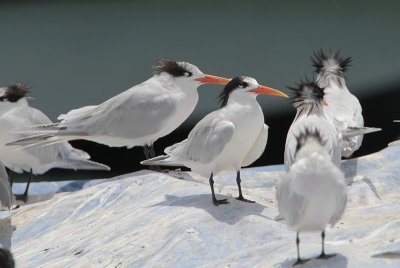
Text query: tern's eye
238 82 248 88
184 71 193 77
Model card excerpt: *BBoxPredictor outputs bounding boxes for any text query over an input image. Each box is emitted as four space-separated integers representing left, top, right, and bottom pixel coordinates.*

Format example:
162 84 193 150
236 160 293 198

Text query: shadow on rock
152 194 273 225
280 254 348 268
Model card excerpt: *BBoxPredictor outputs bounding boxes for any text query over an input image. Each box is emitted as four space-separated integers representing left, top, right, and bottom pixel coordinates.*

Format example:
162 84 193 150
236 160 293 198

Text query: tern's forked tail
140 155 182 167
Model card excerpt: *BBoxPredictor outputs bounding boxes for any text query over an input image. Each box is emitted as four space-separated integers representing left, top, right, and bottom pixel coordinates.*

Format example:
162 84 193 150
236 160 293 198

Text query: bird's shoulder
1 105 52 126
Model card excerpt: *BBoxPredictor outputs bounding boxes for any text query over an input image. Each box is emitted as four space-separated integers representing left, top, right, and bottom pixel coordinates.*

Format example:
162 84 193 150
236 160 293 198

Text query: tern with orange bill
284 78 341 171
142 76 288 205
7 59 230 167
312 50 381 158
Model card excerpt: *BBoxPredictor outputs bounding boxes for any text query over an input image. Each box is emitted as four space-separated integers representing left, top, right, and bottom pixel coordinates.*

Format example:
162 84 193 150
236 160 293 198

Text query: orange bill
247 85 288 98
195 74 231 85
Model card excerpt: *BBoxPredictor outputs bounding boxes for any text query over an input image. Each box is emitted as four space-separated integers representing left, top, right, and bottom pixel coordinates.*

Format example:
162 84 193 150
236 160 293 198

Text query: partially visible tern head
0 82 29 113
218 76 288 107
311 50 352 88
289 78 328 116
153 58 230 88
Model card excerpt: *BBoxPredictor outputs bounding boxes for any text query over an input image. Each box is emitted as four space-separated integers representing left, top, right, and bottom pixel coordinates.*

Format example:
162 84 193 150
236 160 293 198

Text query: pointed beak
195 74 231 85
323 100 329 106
247 85 288 98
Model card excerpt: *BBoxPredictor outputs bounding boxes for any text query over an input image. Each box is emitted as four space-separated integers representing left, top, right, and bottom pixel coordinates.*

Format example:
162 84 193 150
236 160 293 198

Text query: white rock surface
1 146 399 267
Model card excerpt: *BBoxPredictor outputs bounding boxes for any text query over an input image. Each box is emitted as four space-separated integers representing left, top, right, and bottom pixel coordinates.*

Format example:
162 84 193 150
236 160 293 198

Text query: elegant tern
0 83 110 197
277 129 347 265
8 60 230 165
284 79 341 171
142 76 288 205
312 50 381 158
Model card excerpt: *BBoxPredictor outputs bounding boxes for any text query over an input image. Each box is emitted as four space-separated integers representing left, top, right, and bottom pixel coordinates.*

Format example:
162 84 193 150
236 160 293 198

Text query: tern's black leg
293 232 308 266
317 231 336 259
6 168 13 187
149 144 156 158
143 145 151 160
209 173 229 206
23 169 32 197
143 145 161 172
235 171 255 203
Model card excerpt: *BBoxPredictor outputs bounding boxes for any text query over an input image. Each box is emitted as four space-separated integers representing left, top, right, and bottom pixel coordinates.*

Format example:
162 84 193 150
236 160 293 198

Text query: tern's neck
317 72 348 91
0 98 28 114
226 92 258 107
294 104 325 120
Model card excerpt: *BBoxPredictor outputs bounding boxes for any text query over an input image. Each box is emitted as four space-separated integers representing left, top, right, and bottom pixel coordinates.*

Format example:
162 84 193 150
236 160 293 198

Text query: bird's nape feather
153 58 188 77
0 82 29 103
311 49 352 75
218 76 248 107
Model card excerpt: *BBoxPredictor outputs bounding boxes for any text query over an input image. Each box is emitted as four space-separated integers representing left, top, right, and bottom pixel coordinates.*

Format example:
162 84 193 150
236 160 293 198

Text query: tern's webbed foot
293 258 309 266
236 196 255 203
15 194 28 203
317 253 336 259
213 198 229 206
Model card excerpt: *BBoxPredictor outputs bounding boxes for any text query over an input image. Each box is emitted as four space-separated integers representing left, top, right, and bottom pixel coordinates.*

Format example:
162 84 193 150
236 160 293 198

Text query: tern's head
0 83 29 113
153 58 230 89
311 50 352 88
294 128 329 159
218 76 288 107
289 78 327 112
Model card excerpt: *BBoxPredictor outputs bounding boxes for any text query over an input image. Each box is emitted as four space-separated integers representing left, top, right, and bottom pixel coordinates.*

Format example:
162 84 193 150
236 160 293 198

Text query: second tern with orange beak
142 76 288 205
7 59 230 164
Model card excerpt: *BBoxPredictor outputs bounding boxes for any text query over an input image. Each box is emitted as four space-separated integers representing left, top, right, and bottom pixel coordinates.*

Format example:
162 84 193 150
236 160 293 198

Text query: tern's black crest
311 49 352 76
0 248 15 268
218 76 248 107
288 77 324 112
0 82 29 103
153 58 189 77
295 128 327 153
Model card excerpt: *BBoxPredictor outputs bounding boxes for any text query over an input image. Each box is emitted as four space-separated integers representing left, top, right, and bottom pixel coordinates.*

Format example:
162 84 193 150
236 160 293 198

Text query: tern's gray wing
0 162 16 210
276 174 307 228
171 116 235 164
59 83 178 139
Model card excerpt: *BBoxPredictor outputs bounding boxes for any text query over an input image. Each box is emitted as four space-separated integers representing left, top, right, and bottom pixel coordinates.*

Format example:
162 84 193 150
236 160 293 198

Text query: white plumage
142 76 287 205
0 161 16 211
284 80 341 171
0 83 110 196
312 50 380 158
8 60 230 162
277 129 347 264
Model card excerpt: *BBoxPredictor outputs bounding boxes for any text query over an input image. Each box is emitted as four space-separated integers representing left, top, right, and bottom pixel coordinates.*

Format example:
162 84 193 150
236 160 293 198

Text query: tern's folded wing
174 119 235 164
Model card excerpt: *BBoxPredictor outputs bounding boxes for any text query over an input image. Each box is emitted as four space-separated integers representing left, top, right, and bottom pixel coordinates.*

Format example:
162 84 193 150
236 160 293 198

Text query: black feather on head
0 82 29 103
295 128 327 153
153 58 190 77
218 76 249 107
311 49 352 76
288 77 324 110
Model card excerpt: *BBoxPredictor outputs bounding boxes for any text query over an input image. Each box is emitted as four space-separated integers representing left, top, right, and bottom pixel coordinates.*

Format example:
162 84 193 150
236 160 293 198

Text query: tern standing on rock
277 129 347 265
0 83 110 198
284 79 341 171
312 50 380 158
8 60 230 167
142 76 288 205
